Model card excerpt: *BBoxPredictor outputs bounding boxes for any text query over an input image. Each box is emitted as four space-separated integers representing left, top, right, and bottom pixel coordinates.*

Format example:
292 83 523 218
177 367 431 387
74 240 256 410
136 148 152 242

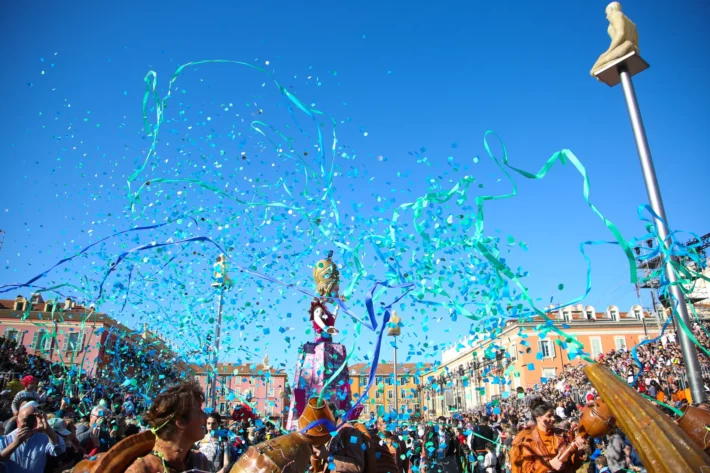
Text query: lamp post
593 46 706 402
387 310 402 421
472 359 481 407
210 254 231 409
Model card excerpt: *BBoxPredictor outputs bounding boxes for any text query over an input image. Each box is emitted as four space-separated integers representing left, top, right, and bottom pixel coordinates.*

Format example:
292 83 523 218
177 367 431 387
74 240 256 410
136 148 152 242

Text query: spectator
10 376 41 416
198 412 229 473
0 402 66 473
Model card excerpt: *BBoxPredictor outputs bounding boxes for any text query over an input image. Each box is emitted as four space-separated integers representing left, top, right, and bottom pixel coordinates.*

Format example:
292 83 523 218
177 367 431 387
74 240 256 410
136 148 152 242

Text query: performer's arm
314 313 328 331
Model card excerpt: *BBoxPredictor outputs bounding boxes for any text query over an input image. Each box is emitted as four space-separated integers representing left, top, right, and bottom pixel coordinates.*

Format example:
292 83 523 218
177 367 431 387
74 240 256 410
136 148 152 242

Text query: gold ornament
313 251 340 298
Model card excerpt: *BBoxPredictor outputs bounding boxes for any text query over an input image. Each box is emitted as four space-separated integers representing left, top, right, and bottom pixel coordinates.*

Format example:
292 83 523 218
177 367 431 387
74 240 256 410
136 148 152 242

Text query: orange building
349 362 432 419
426 304 663 413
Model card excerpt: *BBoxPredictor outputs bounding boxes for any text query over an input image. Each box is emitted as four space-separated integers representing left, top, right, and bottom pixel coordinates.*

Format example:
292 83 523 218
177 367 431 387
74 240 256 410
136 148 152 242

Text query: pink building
194 363 288 420
0 293 182 380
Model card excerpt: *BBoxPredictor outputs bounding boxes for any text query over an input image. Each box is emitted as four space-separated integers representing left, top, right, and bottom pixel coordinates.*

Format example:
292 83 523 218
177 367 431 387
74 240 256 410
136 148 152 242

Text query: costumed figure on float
285 251 354 430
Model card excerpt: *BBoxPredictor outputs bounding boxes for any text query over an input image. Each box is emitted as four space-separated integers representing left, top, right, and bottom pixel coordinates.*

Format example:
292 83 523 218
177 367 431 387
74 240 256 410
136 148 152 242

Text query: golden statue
590 2 639 77
313 251 340 298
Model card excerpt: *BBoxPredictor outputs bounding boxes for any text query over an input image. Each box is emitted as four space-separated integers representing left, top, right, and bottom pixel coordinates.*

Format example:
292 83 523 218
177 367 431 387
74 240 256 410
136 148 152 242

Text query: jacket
510 426 583 473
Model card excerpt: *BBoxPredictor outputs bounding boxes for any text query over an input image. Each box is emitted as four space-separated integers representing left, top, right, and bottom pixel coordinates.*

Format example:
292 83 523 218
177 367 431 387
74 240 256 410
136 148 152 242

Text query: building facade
0 293 185 381
349 362 432 419
424 304 663 415
193 363 288 419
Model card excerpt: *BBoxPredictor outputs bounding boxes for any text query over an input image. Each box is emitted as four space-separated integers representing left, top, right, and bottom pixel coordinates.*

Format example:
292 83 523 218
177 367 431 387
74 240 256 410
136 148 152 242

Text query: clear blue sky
1 0 708 375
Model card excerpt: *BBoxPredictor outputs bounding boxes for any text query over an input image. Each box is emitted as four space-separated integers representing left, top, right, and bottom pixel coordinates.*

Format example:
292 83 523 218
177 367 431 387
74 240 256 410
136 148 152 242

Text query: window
32 331 46 350
43 334 52 352
401 389 406 398
13 299 26 311
615 337 627 350
376 390 382 400
414 378 420 385
609 307 619 321
388 390 393 400
219 403 226 413
45 302 54 313
385 376 392 386
541 368 556 379
63 331 84 352
510 343 518 361
589 337 603 358
4 328 23 345
400 376 407 385
538 340 554 359
586 310 595 321
633 308 642 319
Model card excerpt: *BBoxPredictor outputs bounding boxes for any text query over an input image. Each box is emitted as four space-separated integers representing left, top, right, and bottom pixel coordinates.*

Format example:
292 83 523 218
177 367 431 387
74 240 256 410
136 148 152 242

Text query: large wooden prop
678 405 710 455
72 430 156 473
584 363 710 473
229 397 335 473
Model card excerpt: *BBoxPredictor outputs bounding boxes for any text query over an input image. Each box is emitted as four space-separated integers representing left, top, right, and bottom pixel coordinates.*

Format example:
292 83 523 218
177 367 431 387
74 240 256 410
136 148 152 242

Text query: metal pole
618 65 706 403
211 285 225 409
393 335 398 421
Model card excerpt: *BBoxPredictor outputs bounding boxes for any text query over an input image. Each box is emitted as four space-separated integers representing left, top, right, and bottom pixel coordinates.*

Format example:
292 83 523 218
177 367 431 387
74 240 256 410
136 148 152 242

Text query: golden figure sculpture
313 251 340 298
590 2 639 77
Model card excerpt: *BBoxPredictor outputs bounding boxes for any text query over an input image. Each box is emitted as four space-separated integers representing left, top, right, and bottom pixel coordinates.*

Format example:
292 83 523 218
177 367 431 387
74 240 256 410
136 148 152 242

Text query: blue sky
1 0 708 374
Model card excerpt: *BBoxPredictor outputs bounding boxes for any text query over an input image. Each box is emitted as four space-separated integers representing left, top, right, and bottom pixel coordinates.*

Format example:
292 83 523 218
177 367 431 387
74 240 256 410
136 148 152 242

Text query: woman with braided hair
126 380 213 473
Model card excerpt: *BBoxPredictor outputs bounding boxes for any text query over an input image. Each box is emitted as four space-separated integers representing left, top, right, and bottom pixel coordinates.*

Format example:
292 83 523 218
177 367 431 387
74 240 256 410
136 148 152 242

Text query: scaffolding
635 232 710 319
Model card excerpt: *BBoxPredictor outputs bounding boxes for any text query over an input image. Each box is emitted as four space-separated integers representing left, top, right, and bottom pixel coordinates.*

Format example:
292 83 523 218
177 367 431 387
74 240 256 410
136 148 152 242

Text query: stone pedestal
285 341 352 430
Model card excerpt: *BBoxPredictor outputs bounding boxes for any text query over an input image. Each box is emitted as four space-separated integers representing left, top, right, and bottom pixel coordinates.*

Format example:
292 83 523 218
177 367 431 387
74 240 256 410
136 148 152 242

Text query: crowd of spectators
0 321 708 473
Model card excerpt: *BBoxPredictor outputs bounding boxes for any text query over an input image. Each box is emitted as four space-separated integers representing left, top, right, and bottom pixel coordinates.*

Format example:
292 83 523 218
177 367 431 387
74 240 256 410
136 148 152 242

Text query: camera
26 414 37 430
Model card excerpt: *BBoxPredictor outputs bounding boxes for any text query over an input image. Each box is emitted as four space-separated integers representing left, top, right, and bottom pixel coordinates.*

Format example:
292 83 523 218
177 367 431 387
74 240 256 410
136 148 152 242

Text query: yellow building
349 362 432 419
422 304 664 415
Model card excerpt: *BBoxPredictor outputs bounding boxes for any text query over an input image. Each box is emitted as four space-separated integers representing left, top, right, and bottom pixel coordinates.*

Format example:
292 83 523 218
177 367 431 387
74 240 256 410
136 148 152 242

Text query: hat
21 375 37 388
91 406 109 417
48 417 71 436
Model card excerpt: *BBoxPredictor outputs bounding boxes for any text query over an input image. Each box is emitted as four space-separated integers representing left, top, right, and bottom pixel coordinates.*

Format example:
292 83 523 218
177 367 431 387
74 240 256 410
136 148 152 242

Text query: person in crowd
45 417 84 473
555 401 567 419
198 412 230 473
75 405 116 454
603 428 627 473
595 456 611 473
0 402 66 473
510 399 586 473
477 441 496 473
10 376 41 416
471 416 496 460
126 380 213 473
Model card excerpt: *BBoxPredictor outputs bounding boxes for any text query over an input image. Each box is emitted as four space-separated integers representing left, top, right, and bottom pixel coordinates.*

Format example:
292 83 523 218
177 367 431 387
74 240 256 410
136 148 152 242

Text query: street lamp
472 359 481 406
387 310 402 422
210 254 232 409
591 8 706 404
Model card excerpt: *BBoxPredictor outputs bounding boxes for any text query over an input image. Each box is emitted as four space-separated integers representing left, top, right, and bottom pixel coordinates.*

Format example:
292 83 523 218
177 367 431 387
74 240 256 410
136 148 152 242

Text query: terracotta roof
349 362 432 376
191 363 287 376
